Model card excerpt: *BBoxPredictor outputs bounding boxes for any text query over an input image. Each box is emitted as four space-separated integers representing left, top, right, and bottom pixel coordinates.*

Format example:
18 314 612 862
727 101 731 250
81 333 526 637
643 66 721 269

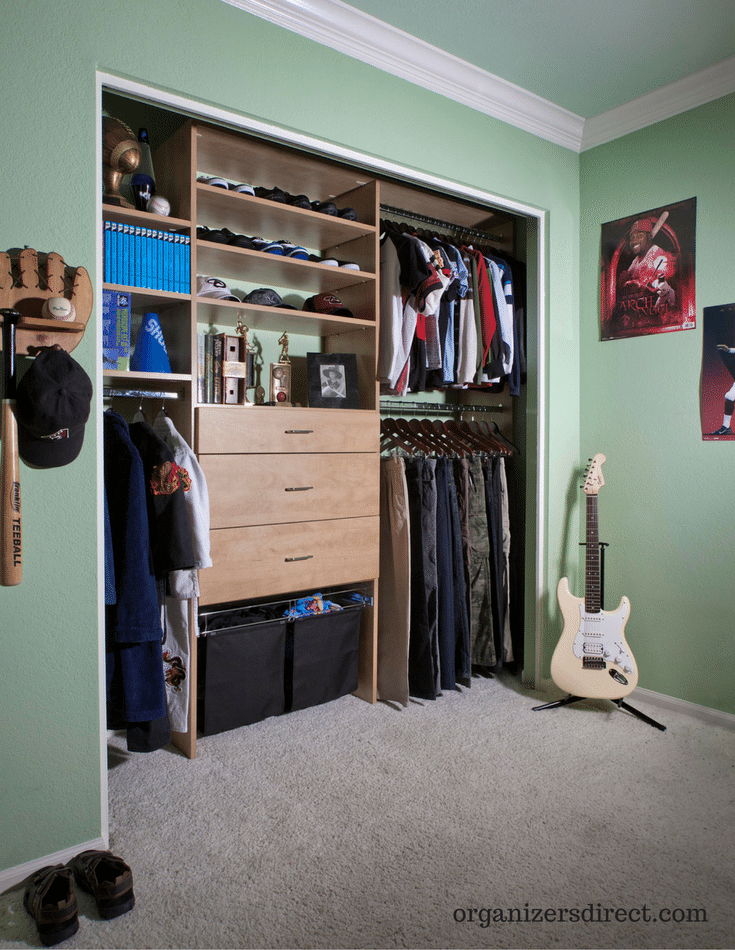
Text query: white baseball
42 297 76 322
147 194 171 216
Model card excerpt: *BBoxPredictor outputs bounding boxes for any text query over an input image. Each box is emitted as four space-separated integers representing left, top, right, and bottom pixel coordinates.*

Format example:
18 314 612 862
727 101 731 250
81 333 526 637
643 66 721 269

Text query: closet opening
98 73 547 766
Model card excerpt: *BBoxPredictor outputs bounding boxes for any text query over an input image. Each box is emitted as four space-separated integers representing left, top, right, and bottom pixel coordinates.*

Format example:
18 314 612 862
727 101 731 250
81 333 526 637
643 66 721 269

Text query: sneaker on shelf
196 176 230 189
310 200 338 215
277 240 309 259
196 226 229 244
254 186 288 202
338 260 360 270
338 207 357 220
232 182 255 195
286 193 312 209
307 254 338 266
250 236 284 254
222 230 255 248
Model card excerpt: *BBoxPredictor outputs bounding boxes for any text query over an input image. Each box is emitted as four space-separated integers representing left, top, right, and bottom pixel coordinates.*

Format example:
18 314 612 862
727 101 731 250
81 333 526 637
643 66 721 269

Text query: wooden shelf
103 284 191 310
195 242 375 298
195 298 375 337
102 203 190 231
103 369 191 384
196 185 373 252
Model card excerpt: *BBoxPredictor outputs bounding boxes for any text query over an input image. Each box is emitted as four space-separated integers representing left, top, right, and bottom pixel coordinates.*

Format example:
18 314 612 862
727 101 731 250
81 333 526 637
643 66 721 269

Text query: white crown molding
581 54 735 151
221 0 735 153
220 0 584 151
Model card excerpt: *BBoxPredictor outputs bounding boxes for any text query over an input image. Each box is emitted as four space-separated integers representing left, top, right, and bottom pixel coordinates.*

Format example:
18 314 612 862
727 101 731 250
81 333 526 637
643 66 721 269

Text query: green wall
0 0 581 876
579 94 735 715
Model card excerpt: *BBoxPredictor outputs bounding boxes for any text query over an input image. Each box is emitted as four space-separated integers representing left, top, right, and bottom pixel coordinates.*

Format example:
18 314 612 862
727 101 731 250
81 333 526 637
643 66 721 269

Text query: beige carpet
1 674 734 949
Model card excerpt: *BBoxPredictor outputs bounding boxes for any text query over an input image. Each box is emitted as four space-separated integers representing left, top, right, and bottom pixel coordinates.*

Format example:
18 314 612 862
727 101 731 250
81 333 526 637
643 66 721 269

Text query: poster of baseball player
701 303 735 441
600 197 696 341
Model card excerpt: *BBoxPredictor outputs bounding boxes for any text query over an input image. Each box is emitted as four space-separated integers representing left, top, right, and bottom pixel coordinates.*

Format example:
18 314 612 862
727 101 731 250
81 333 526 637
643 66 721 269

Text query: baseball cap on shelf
243 288 297 309
197 276 240 301
15 347 93 468
303 292 354 319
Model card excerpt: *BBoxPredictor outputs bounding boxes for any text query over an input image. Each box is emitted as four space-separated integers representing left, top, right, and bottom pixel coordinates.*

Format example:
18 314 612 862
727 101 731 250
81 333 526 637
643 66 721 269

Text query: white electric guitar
551 453 638 699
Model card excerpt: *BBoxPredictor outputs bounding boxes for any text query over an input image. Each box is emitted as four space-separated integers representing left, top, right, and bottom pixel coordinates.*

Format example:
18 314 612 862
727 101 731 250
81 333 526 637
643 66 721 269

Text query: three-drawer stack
195 404 380 698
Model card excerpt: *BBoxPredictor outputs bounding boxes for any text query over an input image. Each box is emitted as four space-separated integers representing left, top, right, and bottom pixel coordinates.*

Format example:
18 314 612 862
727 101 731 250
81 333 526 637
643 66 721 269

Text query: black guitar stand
532 542 666 732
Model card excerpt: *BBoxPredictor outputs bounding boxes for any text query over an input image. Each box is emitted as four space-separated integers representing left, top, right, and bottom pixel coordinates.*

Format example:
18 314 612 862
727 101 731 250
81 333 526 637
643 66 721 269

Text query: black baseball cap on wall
15 348 93 468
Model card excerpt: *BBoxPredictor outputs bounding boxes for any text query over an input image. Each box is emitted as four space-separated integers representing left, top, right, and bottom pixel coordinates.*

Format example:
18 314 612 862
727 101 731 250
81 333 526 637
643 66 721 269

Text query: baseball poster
600 197 697 341
701 303 735 441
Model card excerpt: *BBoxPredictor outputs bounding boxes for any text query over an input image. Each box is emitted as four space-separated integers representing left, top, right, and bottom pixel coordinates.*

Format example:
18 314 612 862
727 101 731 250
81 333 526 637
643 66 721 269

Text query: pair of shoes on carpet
24 850 134 946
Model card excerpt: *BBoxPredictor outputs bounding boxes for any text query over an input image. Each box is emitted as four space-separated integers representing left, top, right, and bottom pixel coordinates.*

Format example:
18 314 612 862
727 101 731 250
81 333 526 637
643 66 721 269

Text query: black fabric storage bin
198 610 287 736
287 602 362 712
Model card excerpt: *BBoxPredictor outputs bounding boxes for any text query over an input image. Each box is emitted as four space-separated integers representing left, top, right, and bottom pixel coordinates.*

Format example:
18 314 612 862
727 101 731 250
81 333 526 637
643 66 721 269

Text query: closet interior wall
101 89 532 758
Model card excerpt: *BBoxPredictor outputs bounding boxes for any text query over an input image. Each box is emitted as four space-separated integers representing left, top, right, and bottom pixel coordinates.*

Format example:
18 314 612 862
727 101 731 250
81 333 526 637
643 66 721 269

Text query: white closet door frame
94 71 549 802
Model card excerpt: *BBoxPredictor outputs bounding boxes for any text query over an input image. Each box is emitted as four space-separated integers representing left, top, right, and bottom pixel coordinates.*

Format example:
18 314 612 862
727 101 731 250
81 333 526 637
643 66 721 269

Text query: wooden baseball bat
651 210 669 239
1 309 22 586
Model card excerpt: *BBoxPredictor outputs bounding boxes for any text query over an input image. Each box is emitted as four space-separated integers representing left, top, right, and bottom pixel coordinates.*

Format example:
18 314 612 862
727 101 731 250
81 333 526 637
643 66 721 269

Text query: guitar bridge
582 657 606 670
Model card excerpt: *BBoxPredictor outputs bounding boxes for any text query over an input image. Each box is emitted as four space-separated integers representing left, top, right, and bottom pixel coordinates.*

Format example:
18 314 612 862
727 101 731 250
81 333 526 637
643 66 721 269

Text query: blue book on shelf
134 226 142 288
102 290 131 369
109 222 118 285
183 235 191 293
146 228 154 289
174 233 181 293
104 221 111 283
157 229 165 291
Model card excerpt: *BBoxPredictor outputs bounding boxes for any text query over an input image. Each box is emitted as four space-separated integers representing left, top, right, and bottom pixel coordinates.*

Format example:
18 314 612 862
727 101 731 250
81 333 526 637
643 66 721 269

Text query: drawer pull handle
285 554 314 562
285 429 314 434
284 486 314 492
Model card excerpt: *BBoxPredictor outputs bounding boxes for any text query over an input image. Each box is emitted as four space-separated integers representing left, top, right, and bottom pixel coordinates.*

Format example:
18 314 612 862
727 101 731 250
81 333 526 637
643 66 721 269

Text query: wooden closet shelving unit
102 117 383 758
102 101 522 759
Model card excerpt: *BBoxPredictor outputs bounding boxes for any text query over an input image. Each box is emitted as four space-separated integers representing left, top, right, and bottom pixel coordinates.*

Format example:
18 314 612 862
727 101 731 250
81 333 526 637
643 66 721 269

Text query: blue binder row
104 220 191 293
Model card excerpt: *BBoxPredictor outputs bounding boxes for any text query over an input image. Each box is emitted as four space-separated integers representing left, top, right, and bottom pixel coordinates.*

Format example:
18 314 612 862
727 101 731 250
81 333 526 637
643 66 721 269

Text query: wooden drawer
199 516 380 605
196 406 378 454
201 452 379 528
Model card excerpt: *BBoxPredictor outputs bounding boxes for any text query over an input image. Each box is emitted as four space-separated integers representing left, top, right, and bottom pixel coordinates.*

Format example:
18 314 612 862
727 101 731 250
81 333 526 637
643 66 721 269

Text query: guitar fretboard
585 494 601 612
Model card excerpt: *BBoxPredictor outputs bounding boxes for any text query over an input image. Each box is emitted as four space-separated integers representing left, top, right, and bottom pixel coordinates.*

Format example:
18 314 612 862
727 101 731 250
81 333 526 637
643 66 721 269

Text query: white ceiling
223 0 735 151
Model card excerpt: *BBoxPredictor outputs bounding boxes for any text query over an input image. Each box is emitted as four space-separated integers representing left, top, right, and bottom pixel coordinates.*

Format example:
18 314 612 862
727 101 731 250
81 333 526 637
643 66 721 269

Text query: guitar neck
585 494 601 612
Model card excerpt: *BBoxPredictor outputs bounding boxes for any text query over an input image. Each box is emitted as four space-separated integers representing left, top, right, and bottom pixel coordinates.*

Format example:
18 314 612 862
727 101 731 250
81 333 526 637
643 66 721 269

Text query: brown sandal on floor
23 864 79 946
69 849 135 920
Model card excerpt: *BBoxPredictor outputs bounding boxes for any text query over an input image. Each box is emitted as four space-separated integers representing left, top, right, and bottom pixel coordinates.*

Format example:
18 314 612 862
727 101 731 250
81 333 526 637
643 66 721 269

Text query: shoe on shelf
196 176 230 189
254 186 288 202
23 864 79 947
196 226 229 244
277 240 309 259
338 207 357 220
307 254 338 266
250 237 284 254
232 182 255 195
311 200 338 215
70 850 135 921
286 193 312 209
338 260 360 270
222 229 255 249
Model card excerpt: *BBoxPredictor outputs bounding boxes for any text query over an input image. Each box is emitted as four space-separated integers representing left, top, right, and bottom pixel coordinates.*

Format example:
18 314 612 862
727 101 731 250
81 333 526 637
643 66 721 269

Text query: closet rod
103 388 182 400
380 203 506 244
380 400 503 415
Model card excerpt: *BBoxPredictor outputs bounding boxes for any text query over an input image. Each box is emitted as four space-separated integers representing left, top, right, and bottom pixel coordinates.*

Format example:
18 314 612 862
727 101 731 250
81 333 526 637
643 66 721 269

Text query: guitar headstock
583 453 606 495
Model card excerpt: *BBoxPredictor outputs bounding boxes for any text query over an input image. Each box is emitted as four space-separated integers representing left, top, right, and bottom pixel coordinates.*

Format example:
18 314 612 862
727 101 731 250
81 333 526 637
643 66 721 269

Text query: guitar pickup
582 643 604 654
582 657 606 669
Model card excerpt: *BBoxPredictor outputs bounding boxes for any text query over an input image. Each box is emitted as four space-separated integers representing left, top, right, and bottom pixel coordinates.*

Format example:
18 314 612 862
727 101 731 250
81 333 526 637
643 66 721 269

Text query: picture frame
599 196 697 341
307 353 359 409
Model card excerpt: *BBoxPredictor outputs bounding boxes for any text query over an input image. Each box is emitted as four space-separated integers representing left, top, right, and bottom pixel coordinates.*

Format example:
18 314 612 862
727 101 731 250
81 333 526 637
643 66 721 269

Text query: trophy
233 318 258 405
102 116 141 208
270 331 291 405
